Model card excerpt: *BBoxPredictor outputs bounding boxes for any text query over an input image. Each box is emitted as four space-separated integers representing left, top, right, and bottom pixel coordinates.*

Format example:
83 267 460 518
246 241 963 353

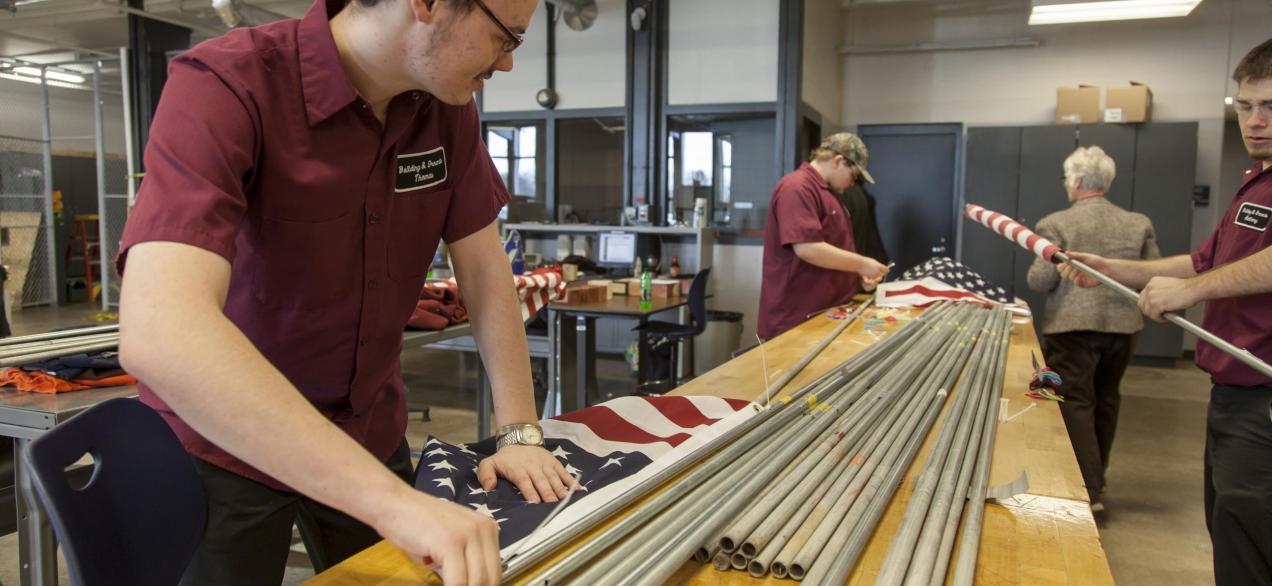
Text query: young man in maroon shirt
757 133 889 340
1059 38 1272 584
116 0 569 584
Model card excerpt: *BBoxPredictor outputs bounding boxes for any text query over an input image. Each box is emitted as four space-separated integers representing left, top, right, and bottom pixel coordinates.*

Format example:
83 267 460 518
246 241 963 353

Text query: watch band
495 422 544 449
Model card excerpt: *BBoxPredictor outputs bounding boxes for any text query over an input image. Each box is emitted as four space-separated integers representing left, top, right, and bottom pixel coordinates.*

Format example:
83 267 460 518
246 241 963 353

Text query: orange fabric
0 368 137 394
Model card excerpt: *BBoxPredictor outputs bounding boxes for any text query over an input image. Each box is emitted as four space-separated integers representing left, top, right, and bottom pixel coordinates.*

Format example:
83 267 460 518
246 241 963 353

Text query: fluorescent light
1029 0 1203 24
0 72 91 91
1224 96 1234 105
11 65 87 84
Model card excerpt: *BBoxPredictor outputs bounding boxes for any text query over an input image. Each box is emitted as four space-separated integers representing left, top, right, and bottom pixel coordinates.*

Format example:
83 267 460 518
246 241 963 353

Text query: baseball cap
820 133 875 184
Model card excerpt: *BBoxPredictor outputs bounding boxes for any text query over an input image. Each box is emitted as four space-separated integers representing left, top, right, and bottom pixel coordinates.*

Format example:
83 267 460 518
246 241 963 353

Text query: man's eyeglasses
472 0 524 53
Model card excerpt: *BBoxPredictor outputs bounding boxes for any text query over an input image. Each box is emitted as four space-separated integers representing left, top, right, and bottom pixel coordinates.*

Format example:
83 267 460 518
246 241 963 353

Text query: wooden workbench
306 305 1113 585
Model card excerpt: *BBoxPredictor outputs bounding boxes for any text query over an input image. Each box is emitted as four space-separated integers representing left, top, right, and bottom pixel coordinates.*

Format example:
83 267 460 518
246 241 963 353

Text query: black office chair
634 267 711 393
24 398 205 586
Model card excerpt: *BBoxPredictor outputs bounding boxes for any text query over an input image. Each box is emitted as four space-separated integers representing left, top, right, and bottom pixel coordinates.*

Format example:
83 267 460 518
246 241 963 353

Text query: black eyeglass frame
472 0 524 53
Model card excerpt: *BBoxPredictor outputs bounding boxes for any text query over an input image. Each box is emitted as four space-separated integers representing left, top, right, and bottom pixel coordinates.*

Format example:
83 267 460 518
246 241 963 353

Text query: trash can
694 310 743 375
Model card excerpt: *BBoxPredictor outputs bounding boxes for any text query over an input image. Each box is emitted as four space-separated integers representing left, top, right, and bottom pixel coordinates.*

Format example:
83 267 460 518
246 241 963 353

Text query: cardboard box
1104 82 1152 123
1056 85 1100 124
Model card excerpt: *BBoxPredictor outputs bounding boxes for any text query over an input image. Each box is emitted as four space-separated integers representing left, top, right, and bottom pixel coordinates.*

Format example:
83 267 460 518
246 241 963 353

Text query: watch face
523 426 543 444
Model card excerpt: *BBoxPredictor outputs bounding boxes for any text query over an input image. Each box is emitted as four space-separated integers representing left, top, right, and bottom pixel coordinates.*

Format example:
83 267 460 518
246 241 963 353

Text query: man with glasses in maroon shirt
116 0 564 584
1059 38 1272 584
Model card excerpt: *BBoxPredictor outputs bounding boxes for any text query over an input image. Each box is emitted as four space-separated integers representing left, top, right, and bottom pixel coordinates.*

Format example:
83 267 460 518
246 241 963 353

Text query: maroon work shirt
118 0 509 490
757 163 858 340
1191 163 1272 387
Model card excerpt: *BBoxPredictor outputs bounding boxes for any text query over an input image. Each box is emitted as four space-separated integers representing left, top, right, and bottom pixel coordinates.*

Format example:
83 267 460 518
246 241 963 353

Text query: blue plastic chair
23 398 205 586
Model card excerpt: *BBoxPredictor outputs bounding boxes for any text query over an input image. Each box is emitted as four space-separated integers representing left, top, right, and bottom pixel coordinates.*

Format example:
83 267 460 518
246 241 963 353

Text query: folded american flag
413 395 754 554
900 257 1011 303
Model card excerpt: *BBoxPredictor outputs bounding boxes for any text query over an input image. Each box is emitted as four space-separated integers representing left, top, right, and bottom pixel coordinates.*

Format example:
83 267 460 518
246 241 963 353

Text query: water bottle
640 271 653 311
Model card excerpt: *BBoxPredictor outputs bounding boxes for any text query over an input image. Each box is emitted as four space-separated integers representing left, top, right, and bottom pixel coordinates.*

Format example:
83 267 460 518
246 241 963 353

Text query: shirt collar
799 162 831 192
298 0 359 127
1070 196 1110 208
1242 162 1272 189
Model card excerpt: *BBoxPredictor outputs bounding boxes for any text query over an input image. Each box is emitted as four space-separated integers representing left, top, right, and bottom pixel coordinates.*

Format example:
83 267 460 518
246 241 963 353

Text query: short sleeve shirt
757 164 858 339
1190 163 1272 387
118 0 510 489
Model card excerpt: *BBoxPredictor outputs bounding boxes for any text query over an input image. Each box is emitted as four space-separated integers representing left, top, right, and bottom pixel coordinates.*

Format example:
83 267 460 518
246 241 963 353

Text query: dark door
963 127 1023 295
858 124 963 274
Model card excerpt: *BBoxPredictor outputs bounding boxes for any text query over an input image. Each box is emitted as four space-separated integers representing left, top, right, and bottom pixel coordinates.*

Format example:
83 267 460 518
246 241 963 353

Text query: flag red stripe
883 284 981 301
639 396 749 429
554 406 694 447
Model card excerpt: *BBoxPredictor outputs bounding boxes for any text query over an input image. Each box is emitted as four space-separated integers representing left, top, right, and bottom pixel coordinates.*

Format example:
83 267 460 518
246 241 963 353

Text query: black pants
1205 384 1272 585
180 440 414 585
1042 330 1135 503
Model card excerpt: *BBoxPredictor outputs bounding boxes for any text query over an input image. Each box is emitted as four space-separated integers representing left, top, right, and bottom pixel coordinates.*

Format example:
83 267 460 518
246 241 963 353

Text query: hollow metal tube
877 310 1001 585
757 298 875 400
500 304 880 580
0 325 118 346
0 332 119 355
950 309 1012 586
903 310 1007 586
0 340 121 368
927 312 1012 586
795 308 992 583
1057 252 1272 379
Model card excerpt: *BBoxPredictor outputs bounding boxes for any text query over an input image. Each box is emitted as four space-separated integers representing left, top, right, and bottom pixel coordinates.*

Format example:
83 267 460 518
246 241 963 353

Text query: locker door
962 127 1022 297
1015 126 1078 318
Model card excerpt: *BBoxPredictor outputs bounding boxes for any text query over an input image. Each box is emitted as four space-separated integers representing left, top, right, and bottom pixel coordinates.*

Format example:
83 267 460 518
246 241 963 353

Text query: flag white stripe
685 395 747 420
594 396 714 438
539 419 673 460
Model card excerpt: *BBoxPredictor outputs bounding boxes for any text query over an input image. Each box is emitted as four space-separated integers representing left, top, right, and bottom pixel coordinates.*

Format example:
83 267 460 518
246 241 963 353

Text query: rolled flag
964 203 1063 263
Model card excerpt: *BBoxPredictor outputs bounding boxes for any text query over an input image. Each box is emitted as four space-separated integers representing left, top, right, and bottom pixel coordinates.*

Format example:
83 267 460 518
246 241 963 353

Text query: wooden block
591 279 615 300
651 279 680 299
627 280 641 297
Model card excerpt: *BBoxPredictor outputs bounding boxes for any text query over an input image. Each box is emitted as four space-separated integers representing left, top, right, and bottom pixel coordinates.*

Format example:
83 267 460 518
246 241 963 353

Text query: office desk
545 296 688 417
307 306 1112 585
0 384 139 586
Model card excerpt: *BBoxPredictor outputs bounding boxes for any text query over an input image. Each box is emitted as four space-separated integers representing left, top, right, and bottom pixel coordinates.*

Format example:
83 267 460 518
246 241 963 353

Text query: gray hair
1063 146 1116 193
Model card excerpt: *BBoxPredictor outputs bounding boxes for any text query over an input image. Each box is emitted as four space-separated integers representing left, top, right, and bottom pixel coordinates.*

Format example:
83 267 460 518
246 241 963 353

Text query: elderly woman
1027 146 1160 513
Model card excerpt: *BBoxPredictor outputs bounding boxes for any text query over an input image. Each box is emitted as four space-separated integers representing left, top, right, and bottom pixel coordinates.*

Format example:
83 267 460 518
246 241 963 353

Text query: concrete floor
0 303 1217 585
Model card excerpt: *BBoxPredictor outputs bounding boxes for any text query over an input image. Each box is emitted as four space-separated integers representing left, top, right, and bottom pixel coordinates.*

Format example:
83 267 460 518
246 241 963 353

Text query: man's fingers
479 517 502 585
511 474 541 504
477 459 498 491
465 538 488 586
528 470 560 503
437 545 467 586
542 465 569 499
557 465 581 491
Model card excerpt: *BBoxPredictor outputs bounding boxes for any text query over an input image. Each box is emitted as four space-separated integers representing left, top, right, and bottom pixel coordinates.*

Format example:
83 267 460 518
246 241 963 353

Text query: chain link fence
0 57 129 312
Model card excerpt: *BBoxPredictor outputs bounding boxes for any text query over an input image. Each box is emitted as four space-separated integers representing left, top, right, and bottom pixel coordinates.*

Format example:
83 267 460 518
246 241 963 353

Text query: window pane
487 131 509 157
492 157 510 189
515 159 536 196
720 138 732 167
720 167 732 204
518 126 537 157
681 131 713 186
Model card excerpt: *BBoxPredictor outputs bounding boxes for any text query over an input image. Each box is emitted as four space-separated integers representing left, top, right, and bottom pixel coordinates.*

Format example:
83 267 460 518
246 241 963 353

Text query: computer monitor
598 231 637 268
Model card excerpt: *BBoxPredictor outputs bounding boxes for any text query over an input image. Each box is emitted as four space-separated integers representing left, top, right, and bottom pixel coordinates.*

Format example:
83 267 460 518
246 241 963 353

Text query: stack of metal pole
0 325 120 368
507 302 1018 585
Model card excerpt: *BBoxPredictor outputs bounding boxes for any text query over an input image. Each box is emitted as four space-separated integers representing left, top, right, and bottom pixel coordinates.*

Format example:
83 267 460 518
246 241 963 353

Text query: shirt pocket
387 188 451 281
250 213 361 309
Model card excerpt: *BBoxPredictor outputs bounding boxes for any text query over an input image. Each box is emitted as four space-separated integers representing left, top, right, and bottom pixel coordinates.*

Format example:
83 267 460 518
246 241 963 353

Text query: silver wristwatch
495 422 545 450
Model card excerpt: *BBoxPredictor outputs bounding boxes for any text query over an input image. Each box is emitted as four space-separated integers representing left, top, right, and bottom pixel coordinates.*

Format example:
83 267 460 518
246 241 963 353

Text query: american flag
895 257 1012 304
413 395 753 554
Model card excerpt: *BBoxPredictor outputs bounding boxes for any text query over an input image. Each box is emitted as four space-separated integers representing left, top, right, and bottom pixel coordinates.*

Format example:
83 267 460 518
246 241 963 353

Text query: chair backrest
24 398 205 586
687 267 712 336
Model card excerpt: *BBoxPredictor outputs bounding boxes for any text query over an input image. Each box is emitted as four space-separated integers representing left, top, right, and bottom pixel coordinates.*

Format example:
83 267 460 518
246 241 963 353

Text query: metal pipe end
712 552 732 571
730 552 750 570
748 559 769 578
692 547 712 563
789 563 807 580
772 562 789 579
740 542 758 557
719 537 737 553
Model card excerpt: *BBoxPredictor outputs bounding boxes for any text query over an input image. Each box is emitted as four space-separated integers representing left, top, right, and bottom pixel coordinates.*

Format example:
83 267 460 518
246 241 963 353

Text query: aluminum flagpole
964 203 1272 380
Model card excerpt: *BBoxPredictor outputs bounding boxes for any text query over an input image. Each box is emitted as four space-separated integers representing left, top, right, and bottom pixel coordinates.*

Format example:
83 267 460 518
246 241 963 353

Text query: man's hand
856 258 888 282
373 484 501 586
478 445 579 503
1057 251 1109 288
1139 276 1200 322
861 273 885 292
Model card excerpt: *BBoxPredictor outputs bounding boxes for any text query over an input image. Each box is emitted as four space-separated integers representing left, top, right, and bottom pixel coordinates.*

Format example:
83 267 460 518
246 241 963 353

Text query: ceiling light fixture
0 72 90 90
11 65 87 84
1028 0 1203 25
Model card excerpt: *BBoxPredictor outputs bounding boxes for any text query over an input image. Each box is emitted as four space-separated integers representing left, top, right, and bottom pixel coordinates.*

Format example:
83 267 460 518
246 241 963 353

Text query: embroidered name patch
1234 202 1271 232
395 147 447 193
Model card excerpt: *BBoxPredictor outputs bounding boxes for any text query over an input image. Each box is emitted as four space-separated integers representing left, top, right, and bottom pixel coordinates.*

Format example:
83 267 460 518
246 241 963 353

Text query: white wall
482 5 549 112
710 242 764 342
668 0 780 105
840 0 1270 248
0 78 127 156
555 0 626 110
802 0 843 126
